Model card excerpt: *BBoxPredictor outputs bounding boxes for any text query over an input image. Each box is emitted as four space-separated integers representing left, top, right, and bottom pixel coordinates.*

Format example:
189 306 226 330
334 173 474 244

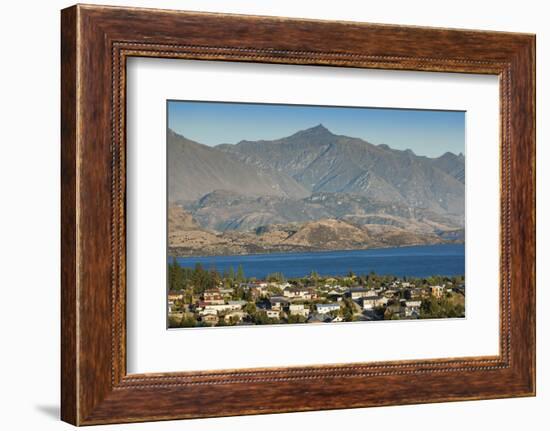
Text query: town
167 261 465 328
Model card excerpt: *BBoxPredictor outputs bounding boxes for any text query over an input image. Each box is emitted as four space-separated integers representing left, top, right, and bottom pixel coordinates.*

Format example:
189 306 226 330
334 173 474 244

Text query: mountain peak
291 123 335 139
312 123 329 131
438 151 462 160
310 123 331 133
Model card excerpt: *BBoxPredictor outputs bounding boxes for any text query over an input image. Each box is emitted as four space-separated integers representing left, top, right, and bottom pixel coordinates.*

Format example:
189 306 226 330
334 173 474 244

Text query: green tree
310 270 320 287
236 265 245 284
244 302 256 315
267 272 285 283
253 311 270 325
287 314 307 324
180 314 198 327
168 259 185 291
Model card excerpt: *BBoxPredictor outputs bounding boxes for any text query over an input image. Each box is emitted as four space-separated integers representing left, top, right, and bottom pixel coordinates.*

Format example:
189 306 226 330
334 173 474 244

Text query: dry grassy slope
168 206 450 257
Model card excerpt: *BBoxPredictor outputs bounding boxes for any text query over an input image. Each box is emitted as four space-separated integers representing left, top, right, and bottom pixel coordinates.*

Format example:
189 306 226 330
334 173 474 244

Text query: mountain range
167 124 465 256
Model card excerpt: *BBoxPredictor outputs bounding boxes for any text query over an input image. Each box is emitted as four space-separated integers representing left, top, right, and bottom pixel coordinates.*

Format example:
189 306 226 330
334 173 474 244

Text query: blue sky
167 100 465 158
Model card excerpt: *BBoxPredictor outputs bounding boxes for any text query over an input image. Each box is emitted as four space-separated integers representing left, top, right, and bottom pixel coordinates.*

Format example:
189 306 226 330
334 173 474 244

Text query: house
202 314 219 326
362 296 389 310
316 303 341 314
168 300 174 313
203 289 224 305
199 307 218 316
250 287 267 298
348 287 372 300
224 311 246 323
289 304 310 317
404 300 422 317
270 296 289 310
203 302 243 314
227 300 246 309
167 290 183 301
245 282 269 298
266 309 281 319
283 287 317 300
431 285 444 298
409 288 424 299
219 287 234 296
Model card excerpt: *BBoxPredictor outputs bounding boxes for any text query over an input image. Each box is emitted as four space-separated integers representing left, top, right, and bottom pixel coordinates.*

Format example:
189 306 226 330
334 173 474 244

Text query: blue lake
172 244 465 279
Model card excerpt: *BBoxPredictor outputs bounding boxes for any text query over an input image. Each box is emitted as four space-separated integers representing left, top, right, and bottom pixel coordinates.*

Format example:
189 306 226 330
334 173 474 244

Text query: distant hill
187 190 462 233
168 129 309 202
168 206 454 257
217 124 464 215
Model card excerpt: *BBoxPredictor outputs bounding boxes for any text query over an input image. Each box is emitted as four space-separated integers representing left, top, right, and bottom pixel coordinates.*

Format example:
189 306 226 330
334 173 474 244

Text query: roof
364 295 384 301
228 300 246 305
284 286 311 292
270 296 289 303
348 287 368 293
308 313 331 323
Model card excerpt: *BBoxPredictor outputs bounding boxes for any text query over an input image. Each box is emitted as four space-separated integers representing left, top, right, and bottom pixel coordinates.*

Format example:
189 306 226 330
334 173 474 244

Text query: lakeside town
167 261 465 328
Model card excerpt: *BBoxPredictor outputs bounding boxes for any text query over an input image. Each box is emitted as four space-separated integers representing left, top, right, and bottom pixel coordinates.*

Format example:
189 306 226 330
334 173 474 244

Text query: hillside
168 206 458 257
168 129 309 202
217 124 464 215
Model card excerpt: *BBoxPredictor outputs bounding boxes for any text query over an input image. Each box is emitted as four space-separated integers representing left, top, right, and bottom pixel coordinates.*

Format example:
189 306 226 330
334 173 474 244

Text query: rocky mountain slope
432 151 465 184
168 130 309 202
217 124 465 215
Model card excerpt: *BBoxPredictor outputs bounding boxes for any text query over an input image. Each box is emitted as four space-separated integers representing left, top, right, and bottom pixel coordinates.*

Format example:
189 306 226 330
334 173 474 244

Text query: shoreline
168 241 465 260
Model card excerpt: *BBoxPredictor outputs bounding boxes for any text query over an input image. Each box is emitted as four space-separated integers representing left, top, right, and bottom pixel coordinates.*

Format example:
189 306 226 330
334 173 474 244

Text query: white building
284 287 316 300
199 307 218 316
227 300 246 308
289 304 310 317
348 287 375 300
203 302 243 314
270 296 289 310
316 303 341 314
363 296 389 310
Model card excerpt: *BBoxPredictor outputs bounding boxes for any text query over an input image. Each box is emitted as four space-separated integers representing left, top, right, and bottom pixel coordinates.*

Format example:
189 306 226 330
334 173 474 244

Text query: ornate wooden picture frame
61 4 535 425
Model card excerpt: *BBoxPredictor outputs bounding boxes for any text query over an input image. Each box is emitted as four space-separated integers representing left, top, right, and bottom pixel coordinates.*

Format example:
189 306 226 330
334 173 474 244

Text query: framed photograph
61 4 535 425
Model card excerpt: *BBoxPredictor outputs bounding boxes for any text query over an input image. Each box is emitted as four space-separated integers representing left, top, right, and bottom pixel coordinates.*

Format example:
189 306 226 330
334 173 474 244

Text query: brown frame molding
61 4 535 425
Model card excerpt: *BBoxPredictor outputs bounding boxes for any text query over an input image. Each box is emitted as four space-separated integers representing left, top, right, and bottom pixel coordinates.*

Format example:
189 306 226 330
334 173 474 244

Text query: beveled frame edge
61 4 535 426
